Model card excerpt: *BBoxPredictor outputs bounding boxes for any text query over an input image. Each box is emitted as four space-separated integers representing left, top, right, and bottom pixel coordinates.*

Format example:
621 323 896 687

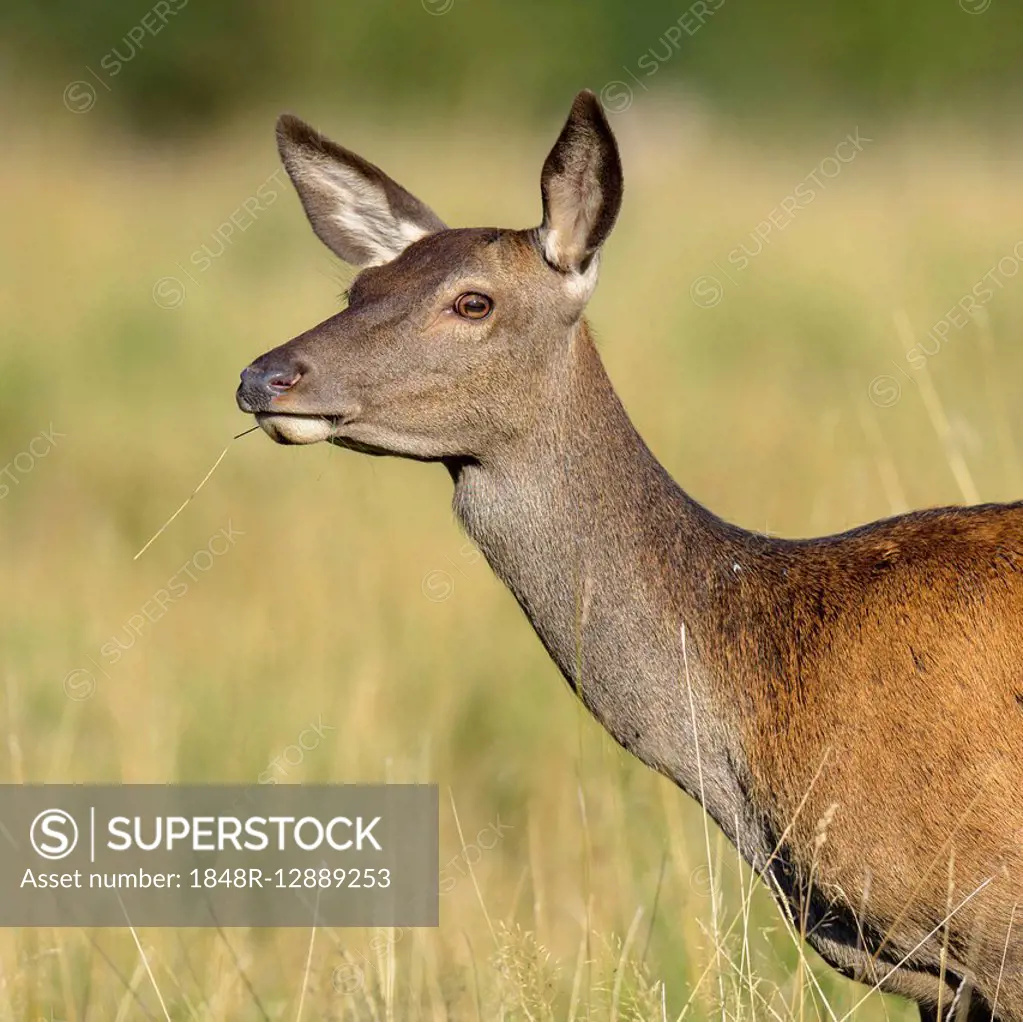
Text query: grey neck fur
450 321 756 849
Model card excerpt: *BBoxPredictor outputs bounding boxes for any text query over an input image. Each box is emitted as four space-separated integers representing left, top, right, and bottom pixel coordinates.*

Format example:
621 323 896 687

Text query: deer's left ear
538 90 623 284
276 114 447 268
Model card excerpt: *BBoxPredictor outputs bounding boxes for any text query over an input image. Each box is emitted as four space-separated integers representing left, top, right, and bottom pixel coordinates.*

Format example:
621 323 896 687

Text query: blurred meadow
3 1 1023 1019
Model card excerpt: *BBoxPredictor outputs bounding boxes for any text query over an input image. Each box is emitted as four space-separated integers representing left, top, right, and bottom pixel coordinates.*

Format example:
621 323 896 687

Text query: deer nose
236 361 304 413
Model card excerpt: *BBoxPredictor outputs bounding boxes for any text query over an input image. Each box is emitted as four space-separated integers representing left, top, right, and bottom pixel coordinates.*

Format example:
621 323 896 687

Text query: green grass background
2 97 1023 1018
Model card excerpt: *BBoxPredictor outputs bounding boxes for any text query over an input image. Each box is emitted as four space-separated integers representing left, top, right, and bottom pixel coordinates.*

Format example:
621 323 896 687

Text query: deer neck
449 320 756 845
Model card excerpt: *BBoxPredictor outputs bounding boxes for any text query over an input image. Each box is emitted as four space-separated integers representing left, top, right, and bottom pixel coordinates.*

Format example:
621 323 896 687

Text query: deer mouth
254 412 338 445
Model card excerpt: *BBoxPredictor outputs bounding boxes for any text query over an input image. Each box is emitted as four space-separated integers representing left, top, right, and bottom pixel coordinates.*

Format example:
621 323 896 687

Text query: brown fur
239 92 1023 1019
735 506 1023 1005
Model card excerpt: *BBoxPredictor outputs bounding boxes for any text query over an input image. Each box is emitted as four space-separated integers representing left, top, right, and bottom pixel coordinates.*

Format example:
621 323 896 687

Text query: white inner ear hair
542 228 601 302
565 255 600 300
304 158 431 266
542 226 564 267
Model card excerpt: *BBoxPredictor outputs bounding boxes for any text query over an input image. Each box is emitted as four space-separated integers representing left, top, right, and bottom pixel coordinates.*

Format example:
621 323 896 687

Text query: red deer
236 91 1023 1020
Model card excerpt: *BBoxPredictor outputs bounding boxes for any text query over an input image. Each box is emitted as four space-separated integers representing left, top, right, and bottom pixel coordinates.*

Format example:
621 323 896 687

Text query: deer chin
255 413 336 445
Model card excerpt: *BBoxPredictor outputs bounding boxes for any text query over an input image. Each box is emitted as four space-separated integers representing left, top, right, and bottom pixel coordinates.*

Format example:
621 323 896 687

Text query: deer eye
454 292 493 320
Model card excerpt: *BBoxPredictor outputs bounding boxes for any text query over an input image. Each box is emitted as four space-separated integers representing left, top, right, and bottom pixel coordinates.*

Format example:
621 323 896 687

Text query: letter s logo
30 809 79 860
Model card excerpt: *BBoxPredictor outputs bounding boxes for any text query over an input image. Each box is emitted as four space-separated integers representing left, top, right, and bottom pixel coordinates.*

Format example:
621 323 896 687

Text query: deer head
236 90 623 461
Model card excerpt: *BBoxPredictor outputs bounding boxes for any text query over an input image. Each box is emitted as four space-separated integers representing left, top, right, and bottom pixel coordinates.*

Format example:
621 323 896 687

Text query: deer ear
276 114 446 268
538 90 623 284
